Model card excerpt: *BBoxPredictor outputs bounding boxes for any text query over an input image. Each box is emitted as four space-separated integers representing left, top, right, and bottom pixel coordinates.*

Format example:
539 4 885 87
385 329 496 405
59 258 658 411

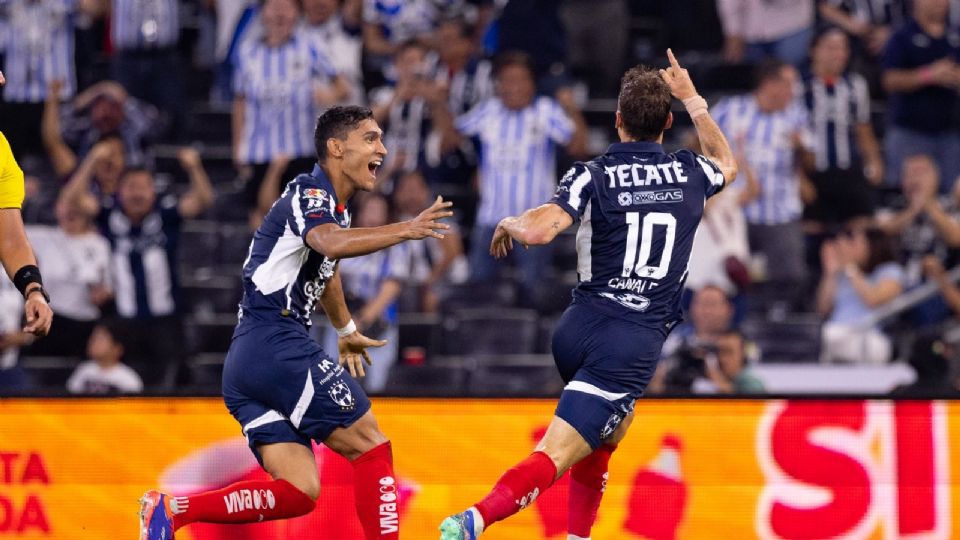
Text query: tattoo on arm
551 221 561 229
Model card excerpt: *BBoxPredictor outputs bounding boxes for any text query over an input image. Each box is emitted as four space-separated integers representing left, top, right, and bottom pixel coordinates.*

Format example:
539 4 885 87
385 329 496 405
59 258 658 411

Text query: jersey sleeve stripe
567 168 593 209
291 185 307 236
696 155 725 187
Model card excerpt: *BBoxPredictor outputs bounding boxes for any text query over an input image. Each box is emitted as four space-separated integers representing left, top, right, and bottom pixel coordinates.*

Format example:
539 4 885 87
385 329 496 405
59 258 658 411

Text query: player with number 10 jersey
440 50 739 540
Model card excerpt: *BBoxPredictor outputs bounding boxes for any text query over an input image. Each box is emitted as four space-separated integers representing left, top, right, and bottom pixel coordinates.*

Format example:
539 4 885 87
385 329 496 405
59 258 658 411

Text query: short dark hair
754 57 790 89
493 50 536 80
314 106 374 161
439 16 474 40
862 227 897 274
118 167 154 185
95 319 126 359
617 66 672 141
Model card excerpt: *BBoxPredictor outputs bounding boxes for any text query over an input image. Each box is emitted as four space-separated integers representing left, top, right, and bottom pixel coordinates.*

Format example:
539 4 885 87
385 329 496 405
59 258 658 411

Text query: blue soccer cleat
138 490 175 540
439 508 483 540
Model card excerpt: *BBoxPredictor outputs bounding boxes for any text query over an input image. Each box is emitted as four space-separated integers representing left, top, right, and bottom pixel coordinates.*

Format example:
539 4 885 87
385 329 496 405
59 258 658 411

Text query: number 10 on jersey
623 212 677 280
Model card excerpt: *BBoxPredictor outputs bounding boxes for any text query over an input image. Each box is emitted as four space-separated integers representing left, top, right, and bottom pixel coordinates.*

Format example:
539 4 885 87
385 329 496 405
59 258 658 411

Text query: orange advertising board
0 398 956 539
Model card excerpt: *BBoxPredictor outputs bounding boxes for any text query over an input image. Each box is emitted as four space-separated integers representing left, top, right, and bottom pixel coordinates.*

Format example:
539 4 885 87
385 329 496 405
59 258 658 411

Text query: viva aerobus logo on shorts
378 476 399 533
223 488 276 515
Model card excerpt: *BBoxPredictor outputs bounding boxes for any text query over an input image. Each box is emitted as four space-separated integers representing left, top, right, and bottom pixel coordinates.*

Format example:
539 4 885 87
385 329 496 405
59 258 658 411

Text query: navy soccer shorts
222 323 371 466
552 302 667 450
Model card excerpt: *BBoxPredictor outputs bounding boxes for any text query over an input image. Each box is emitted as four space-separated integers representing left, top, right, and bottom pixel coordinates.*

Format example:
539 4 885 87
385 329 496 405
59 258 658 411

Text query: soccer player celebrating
139 106 453 540
439 50 739 540
0 69 54 339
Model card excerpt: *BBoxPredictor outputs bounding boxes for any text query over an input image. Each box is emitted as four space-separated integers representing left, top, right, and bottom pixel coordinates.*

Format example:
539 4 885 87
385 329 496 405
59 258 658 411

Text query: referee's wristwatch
25 286 51 303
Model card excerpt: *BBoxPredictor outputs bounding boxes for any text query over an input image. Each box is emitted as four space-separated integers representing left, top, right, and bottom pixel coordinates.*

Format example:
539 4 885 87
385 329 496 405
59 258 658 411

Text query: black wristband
13 265 43 297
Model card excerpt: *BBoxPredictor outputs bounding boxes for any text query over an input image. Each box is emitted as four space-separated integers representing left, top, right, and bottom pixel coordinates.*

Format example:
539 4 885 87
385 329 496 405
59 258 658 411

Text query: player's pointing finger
667 48 680 69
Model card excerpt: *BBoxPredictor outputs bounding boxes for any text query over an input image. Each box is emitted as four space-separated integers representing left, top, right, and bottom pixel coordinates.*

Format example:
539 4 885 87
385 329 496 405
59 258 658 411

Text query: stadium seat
18 355 81 389
180 272 242 315
398 312 442 360
179 220 220 273
217 223 253 266
469 364 565 397
185 314 238 355
742 314 822 363
382 365 469 397
444 308 540 356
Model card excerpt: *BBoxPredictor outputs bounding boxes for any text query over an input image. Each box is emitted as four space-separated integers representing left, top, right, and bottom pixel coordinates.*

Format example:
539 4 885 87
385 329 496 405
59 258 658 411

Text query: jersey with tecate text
238 164 350 329
550 141 725 329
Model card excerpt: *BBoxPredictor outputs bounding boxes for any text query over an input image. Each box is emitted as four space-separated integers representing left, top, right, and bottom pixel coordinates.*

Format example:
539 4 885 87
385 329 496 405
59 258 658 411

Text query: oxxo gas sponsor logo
223 488 276 515
378 476 399 534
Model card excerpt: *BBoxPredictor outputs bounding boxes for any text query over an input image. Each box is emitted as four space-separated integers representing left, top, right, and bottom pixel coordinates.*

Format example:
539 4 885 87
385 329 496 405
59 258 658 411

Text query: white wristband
336 319 357 337
682 95 709 118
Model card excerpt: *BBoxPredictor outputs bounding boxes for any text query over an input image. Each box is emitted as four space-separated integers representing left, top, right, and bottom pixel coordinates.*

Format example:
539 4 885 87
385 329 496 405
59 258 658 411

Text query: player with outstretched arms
439 50 738 540
138 106 453 540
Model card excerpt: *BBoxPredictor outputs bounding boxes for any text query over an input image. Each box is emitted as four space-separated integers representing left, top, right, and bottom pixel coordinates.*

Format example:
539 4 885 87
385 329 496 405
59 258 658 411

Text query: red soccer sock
352 441 400 540
170 478 315 530
474 451 558 528
568 444 617 538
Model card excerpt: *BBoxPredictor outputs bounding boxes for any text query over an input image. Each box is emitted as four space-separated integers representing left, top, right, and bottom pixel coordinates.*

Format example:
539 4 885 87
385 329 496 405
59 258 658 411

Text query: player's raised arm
490 203 574 259
306 195 453 260
660 49 738 185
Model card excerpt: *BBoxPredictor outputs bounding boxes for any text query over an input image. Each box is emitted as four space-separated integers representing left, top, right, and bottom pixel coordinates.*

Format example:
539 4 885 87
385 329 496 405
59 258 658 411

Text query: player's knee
326 413 389 461
288 473 321 501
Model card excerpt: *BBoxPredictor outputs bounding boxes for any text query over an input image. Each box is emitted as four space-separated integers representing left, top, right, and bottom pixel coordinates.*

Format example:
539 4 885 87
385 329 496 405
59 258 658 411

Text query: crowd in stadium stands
2 0 960 397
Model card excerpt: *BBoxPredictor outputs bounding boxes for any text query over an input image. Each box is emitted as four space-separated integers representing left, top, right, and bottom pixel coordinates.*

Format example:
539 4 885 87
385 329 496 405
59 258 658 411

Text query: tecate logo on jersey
618 189 684 207
599 292 651 312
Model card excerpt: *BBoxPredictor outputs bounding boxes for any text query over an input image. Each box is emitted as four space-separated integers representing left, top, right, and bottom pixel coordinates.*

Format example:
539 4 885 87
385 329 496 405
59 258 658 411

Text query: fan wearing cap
0 71 55 337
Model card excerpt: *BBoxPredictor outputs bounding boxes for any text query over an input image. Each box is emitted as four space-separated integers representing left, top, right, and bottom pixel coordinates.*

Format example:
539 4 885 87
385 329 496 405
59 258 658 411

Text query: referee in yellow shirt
0 70 54 337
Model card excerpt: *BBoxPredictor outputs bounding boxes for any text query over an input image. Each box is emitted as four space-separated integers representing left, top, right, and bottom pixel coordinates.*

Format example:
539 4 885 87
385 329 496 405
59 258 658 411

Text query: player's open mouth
368 160 382 177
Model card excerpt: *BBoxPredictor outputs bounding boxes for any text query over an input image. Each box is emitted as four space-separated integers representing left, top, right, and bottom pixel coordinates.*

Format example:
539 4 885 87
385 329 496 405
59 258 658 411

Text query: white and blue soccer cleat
138 490 175 540
439 508 483 540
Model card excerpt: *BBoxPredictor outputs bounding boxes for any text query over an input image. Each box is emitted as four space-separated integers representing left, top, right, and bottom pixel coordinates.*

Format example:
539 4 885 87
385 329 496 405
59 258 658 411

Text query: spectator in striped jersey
45 80 160 172
423 16 493 186
302 0 364 105
712 59 815 303
322 192 410 393
233 0 351 213
819 0 908 58
0 0 101 159
107 0 184 139
370 40 441 180
801 29 883 230
432 50 587 307
393 169 466 312
59 148 215 387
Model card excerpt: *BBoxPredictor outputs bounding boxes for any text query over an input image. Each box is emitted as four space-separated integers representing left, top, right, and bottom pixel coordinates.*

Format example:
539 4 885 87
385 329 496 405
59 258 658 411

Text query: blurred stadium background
2 0 960 538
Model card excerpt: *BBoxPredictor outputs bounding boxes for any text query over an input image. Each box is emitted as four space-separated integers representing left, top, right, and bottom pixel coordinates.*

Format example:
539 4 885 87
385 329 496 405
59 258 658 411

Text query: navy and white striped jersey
456 96 574 226
362 0 440 44
0 0 77 102
802 71 871 172
338 242 410 325
98 199 181 319
434 57 493 116
112 0 179 50
551 142 726 328
712 95 814 225
234 31 338 164
238 164 351 329
825 0 908 28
